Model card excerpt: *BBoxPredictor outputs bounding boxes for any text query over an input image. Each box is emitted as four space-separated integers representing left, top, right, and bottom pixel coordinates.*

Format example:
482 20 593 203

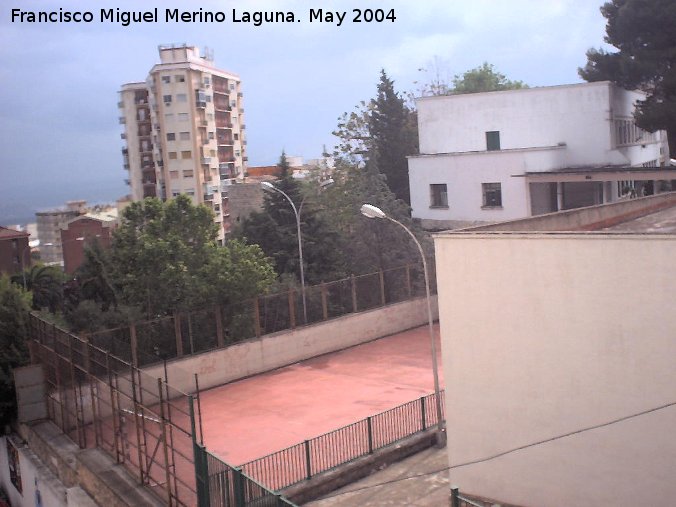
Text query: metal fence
194 445 296 507
81 261 436 369
28 313 297 507
451 487 493 507
239 391 445 491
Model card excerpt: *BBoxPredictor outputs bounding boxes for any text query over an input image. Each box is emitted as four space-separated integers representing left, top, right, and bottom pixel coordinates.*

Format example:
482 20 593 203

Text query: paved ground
306 446 450 507
602 205 676 232
198 324 443 465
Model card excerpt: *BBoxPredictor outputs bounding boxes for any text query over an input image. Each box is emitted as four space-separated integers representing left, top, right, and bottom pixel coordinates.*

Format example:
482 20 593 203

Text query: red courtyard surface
198 324 444 465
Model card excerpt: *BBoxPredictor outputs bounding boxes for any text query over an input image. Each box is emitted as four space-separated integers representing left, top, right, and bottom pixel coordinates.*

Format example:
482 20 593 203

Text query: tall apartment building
119 44 247 241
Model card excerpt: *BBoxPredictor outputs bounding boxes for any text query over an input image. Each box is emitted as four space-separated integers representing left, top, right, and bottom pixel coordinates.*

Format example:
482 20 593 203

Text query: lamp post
261 181 308 323
360 204 446 447
261 179 334 325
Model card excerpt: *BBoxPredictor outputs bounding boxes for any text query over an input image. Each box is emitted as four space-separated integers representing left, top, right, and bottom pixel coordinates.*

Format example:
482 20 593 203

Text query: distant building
119 44 247 243
0 226 30 275
35 207 81 266
409 81 674 230
61 212 116 274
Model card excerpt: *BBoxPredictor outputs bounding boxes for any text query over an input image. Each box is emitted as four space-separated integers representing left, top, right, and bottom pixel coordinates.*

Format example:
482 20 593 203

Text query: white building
409 81 673 230
119 44 247 241
435 193 676 506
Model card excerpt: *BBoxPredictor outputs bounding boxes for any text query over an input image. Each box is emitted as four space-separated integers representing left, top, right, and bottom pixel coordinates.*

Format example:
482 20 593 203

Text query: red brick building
0 227 31 275
61 217 114 274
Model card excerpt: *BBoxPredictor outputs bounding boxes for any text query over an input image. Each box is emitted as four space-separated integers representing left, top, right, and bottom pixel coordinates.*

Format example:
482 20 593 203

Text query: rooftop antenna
202 46 214 61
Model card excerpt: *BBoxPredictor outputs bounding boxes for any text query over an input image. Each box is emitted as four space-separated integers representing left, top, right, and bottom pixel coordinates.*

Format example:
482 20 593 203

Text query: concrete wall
144 296 438 393
464 191 676 232
434 232 676 506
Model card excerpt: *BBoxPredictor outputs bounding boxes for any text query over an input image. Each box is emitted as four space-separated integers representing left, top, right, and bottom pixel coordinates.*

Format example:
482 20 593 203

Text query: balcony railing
201 157 212 165
218 138 233 146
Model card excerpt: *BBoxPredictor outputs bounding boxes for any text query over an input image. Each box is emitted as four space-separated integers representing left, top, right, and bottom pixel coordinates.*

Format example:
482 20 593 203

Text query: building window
172 190 180 197
486 131 500 151
482 183 502 207
168 152 178 160
430 184 448 208
181 150 192 159
183 170 194 178
176 93 187 103
230 83 236 90
208 131 215 140
166 133 176 141
178 113 189 122
164 113 174 122
161 76 171 84
179 132 190 141
170 171 179 179
163 95 172 104
175 75 185 83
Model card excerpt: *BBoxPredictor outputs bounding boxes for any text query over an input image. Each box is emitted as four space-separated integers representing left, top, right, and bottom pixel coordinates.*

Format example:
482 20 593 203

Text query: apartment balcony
142 179 156 186
196 101 207 109
119 117 126 124
120 133 127 140
203 193 214 201
200 120 209 127
243 156 248 162
121 147 128 156
201 157 212 165
217 138 234 146
213 86 229 94
124 179 130 185
215 122 233 130
136 117 151 124
117 101 124 108
241 124 246 130
239 108 245 114
237 92 243 98
123 163 130 170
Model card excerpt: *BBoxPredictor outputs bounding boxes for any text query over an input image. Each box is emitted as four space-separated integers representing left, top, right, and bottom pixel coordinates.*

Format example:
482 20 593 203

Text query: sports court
197 323 444 465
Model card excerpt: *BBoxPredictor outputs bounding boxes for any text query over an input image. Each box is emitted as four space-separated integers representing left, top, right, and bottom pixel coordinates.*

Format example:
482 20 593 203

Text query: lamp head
261 181 276 192
360 204 386 219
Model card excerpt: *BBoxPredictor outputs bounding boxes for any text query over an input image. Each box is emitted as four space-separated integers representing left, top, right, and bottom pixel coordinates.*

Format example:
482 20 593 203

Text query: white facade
434 200 676 505
119 44 247 241
409 82 672 229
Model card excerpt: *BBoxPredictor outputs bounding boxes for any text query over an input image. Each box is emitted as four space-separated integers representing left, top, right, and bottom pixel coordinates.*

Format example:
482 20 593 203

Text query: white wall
434 232 676 506
0 436 66 507
416 82 615 166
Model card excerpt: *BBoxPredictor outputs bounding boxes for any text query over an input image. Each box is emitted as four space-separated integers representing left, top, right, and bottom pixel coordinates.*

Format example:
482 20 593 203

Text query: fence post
421 396 427 431
405 264 412 298
234 468 246 506
320 283 328 320
367 416 373 454
304 439 312 480
451 486 460 507
253 298 262 338
351 275 357 313
214 306 225 348
288 289 296 329
174 312 184 358
157 378 174 505
379 270 386 306
130 323 138 368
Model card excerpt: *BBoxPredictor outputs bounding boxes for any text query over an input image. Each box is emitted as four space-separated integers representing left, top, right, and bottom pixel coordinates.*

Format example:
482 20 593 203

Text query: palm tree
12 265 63 312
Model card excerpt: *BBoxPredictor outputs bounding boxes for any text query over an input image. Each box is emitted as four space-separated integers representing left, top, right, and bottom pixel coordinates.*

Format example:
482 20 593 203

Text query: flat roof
600 205 676 233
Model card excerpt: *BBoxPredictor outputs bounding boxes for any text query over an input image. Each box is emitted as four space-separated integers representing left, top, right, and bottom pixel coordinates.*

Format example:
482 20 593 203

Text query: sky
0 0 611 224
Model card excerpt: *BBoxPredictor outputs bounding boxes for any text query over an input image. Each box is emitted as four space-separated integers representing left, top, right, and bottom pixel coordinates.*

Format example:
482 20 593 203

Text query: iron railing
240 391 445 491
81 261 436 369
451 487 493 507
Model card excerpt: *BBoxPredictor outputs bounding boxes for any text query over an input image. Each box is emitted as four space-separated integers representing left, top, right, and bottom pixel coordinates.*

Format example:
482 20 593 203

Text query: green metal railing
239 391 445 491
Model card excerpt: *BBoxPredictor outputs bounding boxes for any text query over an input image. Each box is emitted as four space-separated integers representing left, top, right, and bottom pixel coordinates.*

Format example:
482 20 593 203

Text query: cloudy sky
0 0 611 224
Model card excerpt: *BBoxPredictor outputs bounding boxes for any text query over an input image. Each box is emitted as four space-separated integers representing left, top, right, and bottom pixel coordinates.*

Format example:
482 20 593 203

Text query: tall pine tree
370 70 419 205
579 0 676 156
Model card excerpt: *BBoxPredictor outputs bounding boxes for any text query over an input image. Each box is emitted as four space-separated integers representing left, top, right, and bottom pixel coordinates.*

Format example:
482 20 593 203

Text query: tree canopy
579 0 676 155
416 60 527 96
71 195 275 323
0 276 31 427
233 153 346 285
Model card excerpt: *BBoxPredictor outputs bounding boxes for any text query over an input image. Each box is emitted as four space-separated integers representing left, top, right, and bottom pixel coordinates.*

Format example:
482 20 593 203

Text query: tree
371 70 419 205
105 195 275 319
579 0 676 156
0 276 31 427
233 153 346 285
416 60 527 96
12 264 64 312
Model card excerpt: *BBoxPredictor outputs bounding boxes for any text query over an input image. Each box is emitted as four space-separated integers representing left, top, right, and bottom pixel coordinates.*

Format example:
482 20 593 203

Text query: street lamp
261 179 334 324
360 204 446 447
